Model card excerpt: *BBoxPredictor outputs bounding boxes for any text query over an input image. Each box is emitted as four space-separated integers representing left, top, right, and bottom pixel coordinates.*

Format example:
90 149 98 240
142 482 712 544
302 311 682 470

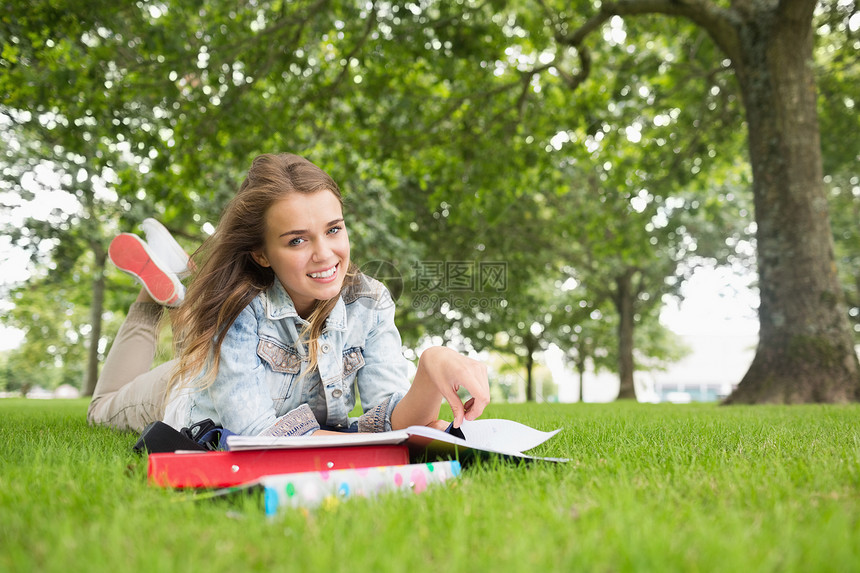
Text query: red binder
148 445 410 488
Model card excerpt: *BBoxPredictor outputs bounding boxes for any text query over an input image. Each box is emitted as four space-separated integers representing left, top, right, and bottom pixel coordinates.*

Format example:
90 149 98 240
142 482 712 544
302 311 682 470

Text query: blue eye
288 237 305 246
328 225 343 235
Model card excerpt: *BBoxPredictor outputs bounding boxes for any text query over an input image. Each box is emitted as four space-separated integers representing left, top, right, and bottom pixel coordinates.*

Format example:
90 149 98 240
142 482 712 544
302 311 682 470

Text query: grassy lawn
1 398 858 572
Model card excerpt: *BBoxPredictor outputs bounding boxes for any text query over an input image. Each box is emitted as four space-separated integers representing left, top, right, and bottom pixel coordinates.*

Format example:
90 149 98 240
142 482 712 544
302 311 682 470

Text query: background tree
2 0 857 404
531 0 860 402
550 285 619 400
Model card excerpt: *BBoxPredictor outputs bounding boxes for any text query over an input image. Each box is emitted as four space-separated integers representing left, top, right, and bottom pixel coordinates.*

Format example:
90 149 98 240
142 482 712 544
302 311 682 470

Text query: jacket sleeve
354 293 411 432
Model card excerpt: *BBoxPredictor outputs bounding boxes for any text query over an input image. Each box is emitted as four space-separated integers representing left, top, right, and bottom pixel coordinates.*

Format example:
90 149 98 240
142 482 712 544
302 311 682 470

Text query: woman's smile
308 263 339 281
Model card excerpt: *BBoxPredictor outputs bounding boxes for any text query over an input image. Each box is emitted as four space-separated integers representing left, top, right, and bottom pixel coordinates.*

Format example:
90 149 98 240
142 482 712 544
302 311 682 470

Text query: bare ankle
135 288 158 304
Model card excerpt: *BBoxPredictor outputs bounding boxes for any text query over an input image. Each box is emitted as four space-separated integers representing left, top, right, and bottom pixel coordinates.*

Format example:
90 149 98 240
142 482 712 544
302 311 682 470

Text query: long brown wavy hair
167 153 358 396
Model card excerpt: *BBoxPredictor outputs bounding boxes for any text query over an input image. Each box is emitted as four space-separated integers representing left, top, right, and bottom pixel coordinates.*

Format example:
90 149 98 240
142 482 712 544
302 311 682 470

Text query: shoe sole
109 234 182 306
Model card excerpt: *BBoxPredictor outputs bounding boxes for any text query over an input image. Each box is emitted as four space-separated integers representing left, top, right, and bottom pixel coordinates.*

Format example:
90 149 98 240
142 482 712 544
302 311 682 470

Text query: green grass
1 399 858 572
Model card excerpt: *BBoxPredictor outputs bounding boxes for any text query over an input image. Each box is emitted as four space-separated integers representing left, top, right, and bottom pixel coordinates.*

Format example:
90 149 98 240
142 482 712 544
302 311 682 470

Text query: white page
402 423 567 461
457 419 560 454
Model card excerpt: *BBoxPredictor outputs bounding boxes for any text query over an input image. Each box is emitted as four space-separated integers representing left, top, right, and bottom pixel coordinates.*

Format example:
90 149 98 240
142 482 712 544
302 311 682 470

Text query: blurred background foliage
0 0 856 398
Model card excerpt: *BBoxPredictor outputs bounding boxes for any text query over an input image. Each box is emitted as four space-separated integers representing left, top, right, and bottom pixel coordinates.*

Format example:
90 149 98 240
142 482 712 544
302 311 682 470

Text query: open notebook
226 418 568 463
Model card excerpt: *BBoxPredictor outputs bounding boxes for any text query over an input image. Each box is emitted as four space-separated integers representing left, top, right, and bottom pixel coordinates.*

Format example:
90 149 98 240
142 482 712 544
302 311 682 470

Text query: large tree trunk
724 1 860 403
614 269 637 400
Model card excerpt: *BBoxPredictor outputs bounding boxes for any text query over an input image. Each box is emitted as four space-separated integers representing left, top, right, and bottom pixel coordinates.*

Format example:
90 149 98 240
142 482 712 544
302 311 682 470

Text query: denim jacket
163 273 410 436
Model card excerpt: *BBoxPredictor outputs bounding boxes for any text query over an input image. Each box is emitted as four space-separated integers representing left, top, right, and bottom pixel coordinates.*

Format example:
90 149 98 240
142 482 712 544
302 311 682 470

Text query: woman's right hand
391 346 490 430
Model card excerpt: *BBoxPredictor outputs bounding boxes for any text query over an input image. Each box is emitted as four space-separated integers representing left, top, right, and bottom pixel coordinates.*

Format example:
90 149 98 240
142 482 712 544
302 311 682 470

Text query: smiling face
252 190 351 318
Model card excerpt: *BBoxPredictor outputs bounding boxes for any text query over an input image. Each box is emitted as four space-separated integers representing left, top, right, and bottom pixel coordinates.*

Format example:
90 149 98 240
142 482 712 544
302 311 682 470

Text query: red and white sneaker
140 218 192 278
109 233 185 306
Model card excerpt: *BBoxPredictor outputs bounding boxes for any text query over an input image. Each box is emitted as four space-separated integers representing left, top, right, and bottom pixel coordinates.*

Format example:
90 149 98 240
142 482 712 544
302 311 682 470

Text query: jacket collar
264 280 347 331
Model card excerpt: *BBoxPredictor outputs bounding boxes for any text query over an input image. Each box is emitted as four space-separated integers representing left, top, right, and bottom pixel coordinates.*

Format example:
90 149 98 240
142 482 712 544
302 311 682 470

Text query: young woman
88 153 490 438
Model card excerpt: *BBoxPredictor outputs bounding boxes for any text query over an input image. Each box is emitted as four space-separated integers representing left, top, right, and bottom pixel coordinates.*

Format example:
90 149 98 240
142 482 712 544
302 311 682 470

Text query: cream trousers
87 303 174 433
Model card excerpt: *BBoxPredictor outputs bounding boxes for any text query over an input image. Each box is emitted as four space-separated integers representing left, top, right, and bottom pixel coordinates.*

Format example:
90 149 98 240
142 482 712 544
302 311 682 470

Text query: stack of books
146 419 565 514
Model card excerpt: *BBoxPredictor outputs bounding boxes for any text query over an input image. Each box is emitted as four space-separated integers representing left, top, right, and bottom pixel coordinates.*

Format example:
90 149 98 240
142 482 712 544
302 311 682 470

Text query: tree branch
322 1 380 96
557 0 743 67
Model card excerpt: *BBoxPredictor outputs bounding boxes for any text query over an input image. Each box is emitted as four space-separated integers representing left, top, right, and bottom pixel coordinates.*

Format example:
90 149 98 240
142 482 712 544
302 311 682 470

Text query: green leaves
2 0 857 397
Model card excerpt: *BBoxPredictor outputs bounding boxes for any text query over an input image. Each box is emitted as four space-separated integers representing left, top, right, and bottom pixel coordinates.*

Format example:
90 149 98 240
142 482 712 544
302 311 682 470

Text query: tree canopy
1 0 857 402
